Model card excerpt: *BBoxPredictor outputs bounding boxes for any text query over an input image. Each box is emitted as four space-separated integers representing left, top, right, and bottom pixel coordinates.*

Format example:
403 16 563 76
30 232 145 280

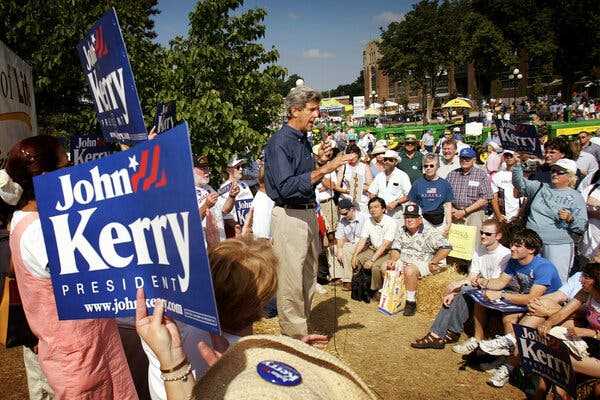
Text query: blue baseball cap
459 147 477 159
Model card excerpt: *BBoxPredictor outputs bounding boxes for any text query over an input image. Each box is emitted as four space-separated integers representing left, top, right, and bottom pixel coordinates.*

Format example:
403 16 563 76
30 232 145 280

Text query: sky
154 0 418 91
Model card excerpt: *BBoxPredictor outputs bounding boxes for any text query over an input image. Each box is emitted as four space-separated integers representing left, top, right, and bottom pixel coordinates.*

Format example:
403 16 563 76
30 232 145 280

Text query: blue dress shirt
264 124 316 205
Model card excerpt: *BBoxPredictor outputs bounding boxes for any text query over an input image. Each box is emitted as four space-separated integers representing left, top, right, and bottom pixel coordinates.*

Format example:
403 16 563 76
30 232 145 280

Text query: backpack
351 268 372 303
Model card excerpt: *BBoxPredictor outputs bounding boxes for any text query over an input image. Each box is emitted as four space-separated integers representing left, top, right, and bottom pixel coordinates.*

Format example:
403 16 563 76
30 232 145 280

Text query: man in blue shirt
408 153 453 235
264 85 350 338
473 228 562 387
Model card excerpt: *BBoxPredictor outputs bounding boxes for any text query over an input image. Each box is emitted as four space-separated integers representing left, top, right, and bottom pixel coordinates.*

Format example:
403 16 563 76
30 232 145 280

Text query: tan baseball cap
193 335 377 400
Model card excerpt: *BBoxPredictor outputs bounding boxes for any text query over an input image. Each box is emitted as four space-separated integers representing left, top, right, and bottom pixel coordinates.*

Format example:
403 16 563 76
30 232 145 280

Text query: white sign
353 96 365 118
465 122 483 136
0 40 37 168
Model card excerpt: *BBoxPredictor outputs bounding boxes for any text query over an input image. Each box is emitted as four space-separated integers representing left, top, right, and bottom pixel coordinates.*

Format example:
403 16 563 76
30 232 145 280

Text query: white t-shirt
11 211 49 278
469 243 511 279
368 169 411 217
219 180 254 224
195 184 227 241
250 190 275 239
315 172 337 202
360 214 398 248
559 272 582 299
582 183 600 258
491 170 521 220
576 151 599 176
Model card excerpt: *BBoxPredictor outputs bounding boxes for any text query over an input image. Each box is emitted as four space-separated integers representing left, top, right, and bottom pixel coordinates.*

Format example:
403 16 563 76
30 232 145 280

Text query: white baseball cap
553 158 577 174
382 150 399 160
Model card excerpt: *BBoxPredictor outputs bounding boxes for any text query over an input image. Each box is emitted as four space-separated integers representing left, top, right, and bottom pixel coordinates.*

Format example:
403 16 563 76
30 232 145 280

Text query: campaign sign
466 289 528 314
33 123 220 334
496 120 542 157
514 324 576 396
77 8 147 143
70 134 116 165
153 101 176 133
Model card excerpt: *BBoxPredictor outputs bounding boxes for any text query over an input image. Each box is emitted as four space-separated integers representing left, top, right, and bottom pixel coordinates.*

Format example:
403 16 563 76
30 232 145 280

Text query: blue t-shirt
504 255 562 294
408 177 454 213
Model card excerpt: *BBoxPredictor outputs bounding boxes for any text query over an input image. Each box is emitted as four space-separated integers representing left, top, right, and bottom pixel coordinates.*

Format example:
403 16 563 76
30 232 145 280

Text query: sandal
444 331 461 344
410 332 445 349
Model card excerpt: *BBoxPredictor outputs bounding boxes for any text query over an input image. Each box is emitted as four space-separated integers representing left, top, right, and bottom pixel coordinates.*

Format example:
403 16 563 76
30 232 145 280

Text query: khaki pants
23 346 54 400
340 242 357 283
272 206 321 337
355 248 392 291
454 209 485 243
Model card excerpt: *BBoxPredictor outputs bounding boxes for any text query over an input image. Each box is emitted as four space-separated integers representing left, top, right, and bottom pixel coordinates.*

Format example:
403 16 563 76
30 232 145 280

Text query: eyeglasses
479 231 496 236
383 158 396 162
503 153 514 158
423 164 436 169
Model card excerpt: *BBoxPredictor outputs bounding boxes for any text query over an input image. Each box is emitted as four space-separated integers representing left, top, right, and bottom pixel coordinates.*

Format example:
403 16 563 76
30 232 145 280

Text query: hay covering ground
1 267 523 399
254 266 523 400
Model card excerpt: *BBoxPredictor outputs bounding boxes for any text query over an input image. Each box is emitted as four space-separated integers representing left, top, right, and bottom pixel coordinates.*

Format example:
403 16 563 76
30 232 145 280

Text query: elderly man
368 149 412 221
219 155 254 238
446 147 493 241
437 139 460 179
385 204 452 316
264 85 351 337
351 197 398 296
408 153 453 235
579 131 600 164
335 198 368 291
397 133 423 183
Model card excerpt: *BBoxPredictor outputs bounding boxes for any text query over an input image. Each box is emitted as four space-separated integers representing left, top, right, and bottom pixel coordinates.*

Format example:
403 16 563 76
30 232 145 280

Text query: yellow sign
448 224 477 260
556 125 600 136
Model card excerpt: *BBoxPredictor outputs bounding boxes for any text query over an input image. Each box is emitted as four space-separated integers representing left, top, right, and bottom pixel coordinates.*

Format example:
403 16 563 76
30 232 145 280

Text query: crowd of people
1 84 600 399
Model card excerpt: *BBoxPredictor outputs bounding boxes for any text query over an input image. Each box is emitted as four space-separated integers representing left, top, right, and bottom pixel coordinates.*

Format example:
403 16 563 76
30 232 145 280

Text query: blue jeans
430 285 473 337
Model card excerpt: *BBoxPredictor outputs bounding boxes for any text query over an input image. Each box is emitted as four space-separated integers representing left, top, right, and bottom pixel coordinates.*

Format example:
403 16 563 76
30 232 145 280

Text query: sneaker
452 337 479 355
479 335 515 356
488 364 513 388
403 301 417 316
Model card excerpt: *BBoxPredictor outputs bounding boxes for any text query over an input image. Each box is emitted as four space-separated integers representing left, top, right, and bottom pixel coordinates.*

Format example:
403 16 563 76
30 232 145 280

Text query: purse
0 277 37 348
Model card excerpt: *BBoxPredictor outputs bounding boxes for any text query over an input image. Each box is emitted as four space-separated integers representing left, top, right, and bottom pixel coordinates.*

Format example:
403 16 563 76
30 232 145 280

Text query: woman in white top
338 144 373 213
582 170 600 260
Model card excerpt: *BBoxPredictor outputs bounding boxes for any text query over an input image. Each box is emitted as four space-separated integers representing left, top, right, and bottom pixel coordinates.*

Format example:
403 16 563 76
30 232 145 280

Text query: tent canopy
442 98 473 109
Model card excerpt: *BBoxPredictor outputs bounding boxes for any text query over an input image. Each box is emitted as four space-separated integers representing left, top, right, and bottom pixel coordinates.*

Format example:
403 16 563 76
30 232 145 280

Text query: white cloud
373 11 404 26
302 48 335 59
288 12 300 20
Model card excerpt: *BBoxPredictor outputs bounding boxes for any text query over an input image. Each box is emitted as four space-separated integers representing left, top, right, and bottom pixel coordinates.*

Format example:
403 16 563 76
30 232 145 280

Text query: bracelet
160 357 189 373
161 363 192 382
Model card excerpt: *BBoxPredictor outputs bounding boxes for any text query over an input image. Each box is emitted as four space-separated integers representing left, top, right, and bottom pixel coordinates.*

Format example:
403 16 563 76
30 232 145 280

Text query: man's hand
204 192 218 209
484 290 503 301
442 292 456 307
452 208 466 220
301 334 329 350
317 141 333 164
229 182 240 198
364 259 374 270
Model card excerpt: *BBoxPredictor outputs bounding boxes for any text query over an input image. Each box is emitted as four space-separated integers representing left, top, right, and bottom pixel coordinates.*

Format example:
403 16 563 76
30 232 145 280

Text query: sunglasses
383 158 396 162
459 157 474 161
480 231 496 236
503 153 514 158
550 168 567 175
423 164 436 169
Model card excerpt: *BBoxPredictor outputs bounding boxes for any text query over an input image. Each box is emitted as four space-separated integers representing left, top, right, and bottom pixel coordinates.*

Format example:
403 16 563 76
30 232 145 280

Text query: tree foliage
0 0 161 136
323 70 364 99
278 73 303 97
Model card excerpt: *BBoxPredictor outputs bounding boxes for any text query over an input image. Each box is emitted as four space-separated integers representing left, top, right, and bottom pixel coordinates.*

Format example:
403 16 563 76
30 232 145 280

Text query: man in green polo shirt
398 133 424 183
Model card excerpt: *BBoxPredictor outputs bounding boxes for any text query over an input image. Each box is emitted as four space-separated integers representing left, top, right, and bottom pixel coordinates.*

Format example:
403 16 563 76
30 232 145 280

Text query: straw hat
194 335 377 400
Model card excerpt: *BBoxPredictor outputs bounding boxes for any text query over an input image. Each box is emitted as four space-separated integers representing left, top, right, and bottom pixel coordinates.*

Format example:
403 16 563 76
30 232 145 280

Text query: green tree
323 71 364 99
279 73 303 97
379 0 450 122
0 1 161 136
155 0 285 170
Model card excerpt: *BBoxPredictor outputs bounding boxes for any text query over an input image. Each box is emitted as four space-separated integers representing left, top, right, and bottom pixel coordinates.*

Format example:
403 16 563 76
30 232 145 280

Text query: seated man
386 204 452 316
351 197 397 295
335 198 368 291
410 218 510 349
477 229 562 388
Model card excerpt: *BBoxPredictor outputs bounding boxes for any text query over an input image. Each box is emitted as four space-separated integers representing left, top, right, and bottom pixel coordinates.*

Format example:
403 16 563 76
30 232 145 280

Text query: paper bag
378 270 404 315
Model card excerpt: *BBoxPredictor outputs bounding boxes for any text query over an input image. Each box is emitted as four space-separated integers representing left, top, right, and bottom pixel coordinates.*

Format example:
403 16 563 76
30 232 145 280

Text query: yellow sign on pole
448 224 477 260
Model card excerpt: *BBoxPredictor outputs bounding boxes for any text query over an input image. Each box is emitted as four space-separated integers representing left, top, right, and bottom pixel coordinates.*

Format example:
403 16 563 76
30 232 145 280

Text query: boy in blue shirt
472 229 561 387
